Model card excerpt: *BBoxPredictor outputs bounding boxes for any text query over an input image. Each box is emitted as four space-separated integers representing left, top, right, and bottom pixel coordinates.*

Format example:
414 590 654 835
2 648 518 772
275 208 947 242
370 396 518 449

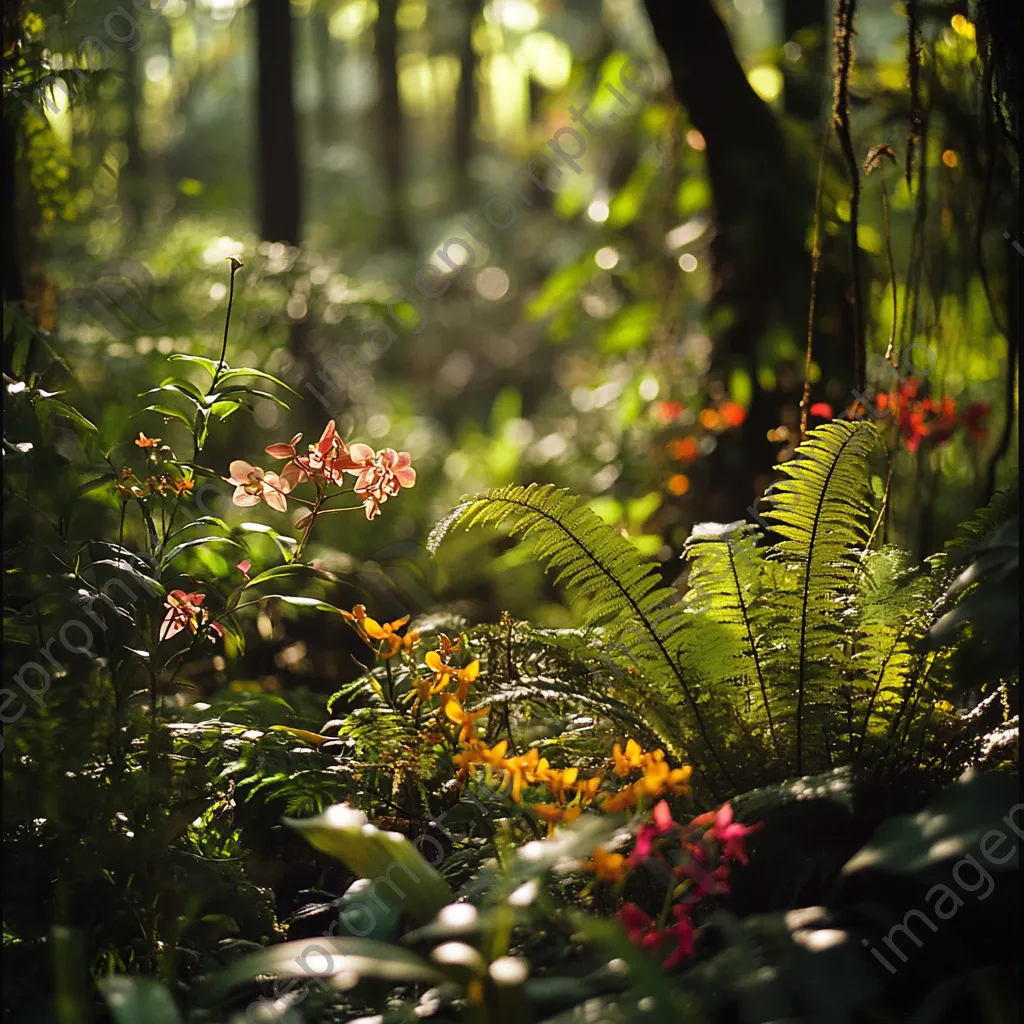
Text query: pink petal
189 593 205 605
363 497 381 520
159 612 184 642
315 420 337 454
236 560 252 575
232 486 261 508
262 482 288 513
394 466 416 488
280 462 306 490
348 443 375 464
653 800 674 832
228 460 255 483
265 443 296 459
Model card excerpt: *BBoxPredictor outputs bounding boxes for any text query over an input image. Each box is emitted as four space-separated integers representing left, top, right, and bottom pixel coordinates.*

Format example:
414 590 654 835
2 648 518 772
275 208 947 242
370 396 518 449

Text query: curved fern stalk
428 484 736 794
679 521 781 762
762 420 880 774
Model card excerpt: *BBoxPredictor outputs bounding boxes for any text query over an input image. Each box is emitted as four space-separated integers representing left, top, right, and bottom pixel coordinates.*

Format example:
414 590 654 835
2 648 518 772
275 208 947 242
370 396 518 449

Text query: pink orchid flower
689 802 761 866
228 460 298 513
159 590 223 642
352 448 416 519
662 905 696 968
630 799 677 865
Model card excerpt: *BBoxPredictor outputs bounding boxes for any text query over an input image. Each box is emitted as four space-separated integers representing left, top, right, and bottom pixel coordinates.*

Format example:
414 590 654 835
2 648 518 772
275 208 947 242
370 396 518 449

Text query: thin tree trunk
453 0 483 195
375 0 408 247
643 0 854 520
255 0 302 245
122 43 145 233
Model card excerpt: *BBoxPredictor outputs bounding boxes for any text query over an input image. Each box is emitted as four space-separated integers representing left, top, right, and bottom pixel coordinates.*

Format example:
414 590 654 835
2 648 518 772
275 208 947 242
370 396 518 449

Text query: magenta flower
159 590 223 642
630 799 677 865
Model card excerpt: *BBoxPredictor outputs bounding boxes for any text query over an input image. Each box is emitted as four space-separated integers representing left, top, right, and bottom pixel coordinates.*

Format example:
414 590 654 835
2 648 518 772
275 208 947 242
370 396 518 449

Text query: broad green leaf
842 770 1020 876
167 353 221 376
216 366 299 394
160 535 246 568
243 563 338 589
143 404 196 430
285 804 455 922
98 977 183 1024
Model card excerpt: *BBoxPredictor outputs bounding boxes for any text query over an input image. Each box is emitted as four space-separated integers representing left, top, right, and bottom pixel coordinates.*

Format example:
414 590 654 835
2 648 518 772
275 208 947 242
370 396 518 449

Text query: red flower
690 802 760 865
630 799 677 865
662 904 696 968
809 402 833 419
618 904 663 954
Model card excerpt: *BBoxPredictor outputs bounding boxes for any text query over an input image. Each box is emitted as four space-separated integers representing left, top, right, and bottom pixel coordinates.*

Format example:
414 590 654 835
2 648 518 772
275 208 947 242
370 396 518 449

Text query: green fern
759 420 881 772
429 483 739 794
428 422 994 796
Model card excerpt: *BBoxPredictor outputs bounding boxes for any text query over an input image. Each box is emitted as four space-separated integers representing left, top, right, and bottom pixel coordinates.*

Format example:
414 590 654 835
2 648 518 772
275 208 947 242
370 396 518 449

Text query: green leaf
160 535 246 568
39 399 97 435
142 404 196 430
142 384 203 412
255 594 346 613
98 977 183 1024
599 302 659 354
842 770 1019 877
193 936 441 1004
243 563 339 589
285 804 455 922
167 354 221 376
216 366 299 394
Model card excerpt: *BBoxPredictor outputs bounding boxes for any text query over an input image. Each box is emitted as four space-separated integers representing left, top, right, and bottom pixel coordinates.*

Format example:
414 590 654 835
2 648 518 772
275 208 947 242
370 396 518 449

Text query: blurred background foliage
3 0 1018 729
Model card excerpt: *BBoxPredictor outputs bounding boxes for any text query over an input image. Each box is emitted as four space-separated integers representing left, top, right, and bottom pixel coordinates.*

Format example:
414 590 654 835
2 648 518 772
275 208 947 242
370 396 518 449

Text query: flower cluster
612 799 760 969
242 420 415 520
810 379 990 452
115 435 194 500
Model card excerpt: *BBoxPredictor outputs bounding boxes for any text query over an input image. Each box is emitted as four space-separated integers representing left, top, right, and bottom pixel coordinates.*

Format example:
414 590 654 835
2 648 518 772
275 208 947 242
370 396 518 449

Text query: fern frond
429 483 736 793
851 546 936 760
679 521 780 764
761 420 880 773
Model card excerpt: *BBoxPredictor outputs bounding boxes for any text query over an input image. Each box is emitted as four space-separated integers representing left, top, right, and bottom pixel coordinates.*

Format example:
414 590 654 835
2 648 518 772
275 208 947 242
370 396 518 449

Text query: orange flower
575 774 604 805
500 748 541 803
362 614 418 659
582 844 627 883
440 695 490 744
437 632 462 657
171 476 194 496
637 754 692 798
534 803 582 835
135 432 160 448
425 649 480 701
601 785 639 813
612 739 645 777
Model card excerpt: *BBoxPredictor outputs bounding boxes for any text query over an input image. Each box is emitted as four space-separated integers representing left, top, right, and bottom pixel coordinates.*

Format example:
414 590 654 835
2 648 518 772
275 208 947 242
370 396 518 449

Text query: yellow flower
600 785 639 814
500 748 540 803
440 694 490 744
425 649 480 701
582 844 627 883
343 605 418 658
533 803 582 835
612 738 645 777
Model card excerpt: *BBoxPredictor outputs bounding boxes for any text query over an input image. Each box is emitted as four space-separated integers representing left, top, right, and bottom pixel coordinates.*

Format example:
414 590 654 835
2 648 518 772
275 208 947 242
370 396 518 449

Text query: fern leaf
761 420 880 774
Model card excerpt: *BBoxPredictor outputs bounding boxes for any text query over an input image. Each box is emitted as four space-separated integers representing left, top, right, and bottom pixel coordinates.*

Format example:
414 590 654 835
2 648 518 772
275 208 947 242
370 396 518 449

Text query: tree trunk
375 0 408 247
255 0 302 246
643 0 853 521
122 43 145 233
453 0 483 195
